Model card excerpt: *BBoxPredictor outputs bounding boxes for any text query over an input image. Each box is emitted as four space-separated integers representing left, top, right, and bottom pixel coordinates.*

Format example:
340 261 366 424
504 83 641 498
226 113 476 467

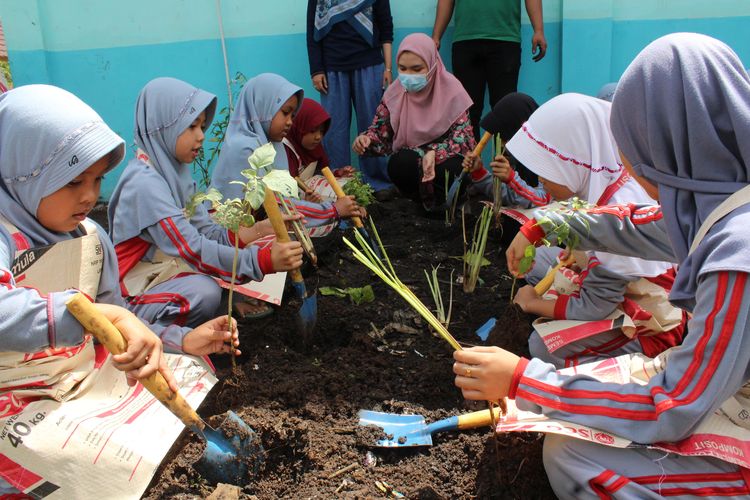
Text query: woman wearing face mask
353 33 475 212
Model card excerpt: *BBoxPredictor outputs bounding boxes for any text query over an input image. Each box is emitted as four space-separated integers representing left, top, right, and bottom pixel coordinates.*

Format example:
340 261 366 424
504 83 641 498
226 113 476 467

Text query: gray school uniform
516 202 750 497
0 84 191 354
109 78 271 329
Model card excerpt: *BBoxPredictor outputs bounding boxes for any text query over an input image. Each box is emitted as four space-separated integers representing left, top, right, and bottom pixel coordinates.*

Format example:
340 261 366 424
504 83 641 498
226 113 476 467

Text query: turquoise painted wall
0 0 748 198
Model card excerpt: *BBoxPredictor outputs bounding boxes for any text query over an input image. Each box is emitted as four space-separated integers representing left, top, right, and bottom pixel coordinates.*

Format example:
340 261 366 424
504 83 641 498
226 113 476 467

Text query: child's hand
243 215 305 243
333 166 356 177
271 240 303 271
461 151 482 172
513 284 555 317
335 195 366 218
312 74 328 95
453 346 521 401
512 285 539 311
352 135 371 155
490 155 513 182
506 232 534 277
94 303 179 393
182 315 240 356
305 191 323 203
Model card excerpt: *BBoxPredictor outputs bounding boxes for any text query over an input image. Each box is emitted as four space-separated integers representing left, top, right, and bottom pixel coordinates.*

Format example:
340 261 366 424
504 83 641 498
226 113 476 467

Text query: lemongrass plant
509 197 592 301
492 135 505 220
343 219 462 351
424 265 454 328
462 203 493 293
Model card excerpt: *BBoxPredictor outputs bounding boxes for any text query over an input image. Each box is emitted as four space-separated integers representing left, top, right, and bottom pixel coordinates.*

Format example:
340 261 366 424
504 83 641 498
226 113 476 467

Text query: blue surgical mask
398 73 428 93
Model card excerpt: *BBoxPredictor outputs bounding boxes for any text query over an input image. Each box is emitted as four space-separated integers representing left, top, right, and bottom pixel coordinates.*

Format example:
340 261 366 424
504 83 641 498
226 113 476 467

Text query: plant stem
464 204 492 293
227 234 240 370
492 135 505 220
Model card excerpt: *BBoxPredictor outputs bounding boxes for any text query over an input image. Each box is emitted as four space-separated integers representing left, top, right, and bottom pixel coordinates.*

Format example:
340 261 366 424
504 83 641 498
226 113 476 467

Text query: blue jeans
320 64 393 191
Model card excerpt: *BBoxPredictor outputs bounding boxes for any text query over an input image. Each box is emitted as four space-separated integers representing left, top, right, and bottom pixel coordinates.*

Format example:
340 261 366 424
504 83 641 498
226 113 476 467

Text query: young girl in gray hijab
108 78 303 322
211 73 365 238
455 34 750 498
0 84 239 401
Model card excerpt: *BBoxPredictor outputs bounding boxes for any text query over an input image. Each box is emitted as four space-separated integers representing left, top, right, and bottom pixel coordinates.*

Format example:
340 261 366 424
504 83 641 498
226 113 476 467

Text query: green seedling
319 285 375 305
509 197 592 301
424 265 454 328
462 204 493 293
342 171 376 207
343 218 462 351
188 143 298 368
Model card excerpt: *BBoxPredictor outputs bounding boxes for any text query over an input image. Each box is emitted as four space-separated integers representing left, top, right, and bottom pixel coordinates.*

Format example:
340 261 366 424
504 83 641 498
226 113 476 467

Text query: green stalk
227 233 240 369
444 170 450 226
464 204 493 293
424 266 455 328
344 222 462 351
425 266 445 325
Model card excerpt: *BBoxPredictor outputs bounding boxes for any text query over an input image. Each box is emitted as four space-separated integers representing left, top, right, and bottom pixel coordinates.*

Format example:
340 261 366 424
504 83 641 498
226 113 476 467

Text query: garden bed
131 196 554 499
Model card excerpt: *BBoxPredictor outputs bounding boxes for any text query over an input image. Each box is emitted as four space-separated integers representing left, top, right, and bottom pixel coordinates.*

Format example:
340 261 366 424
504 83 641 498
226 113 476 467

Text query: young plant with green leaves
424 265 454 328
510 197 592 300
462 204 493 293
192 72 247 188
342 171 376 207
188 143 298 367
343 219 462 351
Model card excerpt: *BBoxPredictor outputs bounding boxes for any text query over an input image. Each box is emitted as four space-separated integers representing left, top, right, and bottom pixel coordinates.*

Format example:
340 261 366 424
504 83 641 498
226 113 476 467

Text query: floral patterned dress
362 101 476 206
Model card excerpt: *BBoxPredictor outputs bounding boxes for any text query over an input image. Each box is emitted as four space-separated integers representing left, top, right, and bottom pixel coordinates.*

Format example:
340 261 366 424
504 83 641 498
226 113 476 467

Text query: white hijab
507 93 672 277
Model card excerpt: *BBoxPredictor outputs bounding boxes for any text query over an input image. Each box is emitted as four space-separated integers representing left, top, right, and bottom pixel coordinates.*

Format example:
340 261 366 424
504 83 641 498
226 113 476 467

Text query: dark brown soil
113 196 555 499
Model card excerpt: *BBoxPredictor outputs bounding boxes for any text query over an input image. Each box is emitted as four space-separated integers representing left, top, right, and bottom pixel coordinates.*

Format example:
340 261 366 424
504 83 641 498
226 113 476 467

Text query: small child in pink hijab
353 33 476 213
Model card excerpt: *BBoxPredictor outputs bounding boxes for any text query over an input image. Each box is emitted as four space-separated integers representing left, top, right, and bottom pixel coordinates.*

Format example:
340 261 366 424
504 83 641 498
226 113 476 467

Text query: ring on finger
464 366 472 378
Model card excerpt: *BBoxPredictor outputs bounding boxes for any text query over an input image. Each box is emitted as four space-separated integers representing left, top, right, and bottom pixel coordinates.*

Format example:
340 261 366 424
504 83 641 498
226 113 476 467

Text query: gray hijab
211 73 303 200
108 78 216 244
610 33 750 304
0 85 124 246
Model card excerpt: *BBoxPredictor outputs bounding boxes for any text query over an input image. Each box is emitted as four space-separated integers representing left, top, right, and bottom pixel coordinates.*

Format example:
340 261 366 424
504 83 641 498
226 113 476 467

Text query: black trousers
451 39 522 141
387 150 464 209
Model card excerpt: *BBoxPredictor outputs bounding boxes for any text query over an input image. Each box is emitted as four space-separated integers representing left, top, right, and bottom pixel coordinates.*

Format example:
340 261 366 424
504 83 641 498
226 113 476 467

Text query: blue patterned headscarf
610 33 750 304
313 0 376 46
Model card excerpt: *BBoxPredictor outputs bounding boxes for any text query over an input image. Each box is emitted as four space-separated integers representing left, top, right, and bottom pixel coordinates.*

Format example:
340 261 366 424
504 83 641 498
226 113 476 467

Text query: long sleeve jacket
510 203 750 444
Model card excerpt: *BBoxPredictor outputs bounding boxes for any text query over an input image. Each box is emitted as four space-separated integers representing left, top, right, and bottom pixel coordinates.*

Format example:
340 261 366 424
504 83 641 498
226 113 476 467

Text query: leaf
263 170 298 198
319 285 375 305
247 142 277 170
342 172 376 206
350 285 375 305
454 253 491 267
185 187 225 217
319 287 348 298
518 244 536 275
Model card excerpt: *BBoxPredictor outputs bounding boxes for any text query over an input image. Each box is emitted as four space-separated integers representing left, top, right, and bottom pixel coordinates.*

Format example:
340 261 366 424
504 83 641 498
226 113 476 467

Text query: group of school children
1 27 750 498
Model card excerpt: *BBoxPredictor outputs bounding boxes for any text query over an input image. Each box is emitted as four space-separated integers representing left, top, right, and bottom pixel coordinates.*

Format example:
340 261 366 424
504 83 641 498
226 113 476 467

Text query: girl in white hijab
506 93 685 367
